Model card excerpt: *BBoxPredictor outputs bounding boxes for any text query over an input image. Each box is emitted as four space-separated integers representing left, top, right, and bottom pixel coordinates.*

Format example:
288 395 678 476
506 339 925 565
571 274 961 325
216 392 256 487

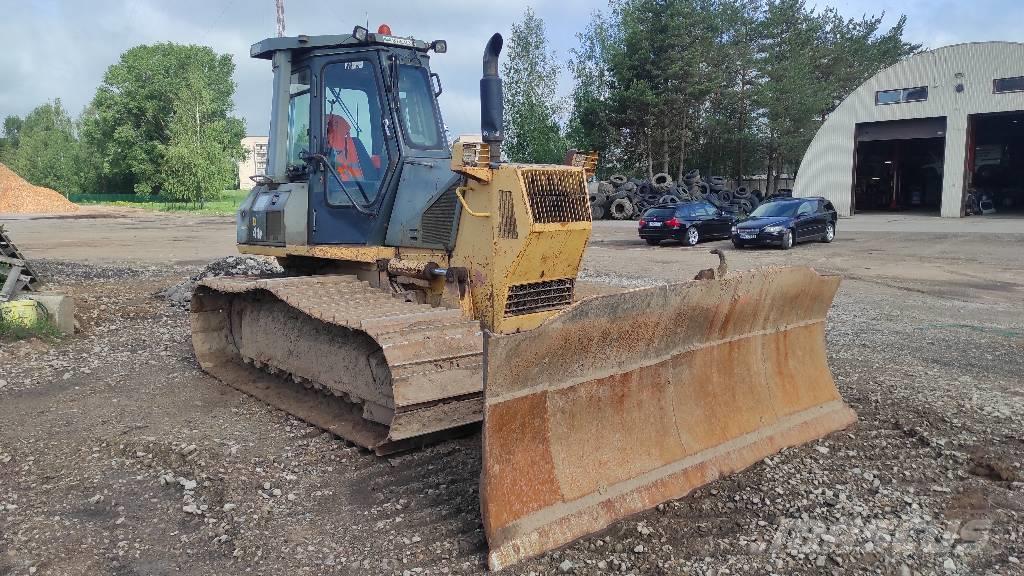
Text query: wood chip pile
0 163 79 214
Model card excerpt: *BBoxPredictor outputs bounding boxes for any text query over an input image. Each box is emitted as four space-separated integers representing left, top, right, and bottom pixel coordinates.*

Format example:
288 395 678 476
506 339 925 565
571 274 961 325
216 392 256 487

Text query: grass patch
0 314 63 343
68 190 250 216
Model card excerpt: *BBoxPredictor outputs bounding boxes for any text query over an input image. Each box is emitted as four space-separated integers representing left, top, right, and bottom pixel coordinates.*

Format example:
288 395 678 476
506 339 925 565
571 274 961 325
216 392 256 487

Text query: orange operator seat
326 114 382 181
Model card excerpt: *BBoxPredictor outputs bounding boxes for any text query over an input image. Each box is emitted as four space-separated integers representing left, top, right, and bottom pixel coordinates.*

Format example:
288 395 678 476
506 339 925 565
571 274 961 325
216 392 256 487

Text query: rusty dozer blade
480 266 856 570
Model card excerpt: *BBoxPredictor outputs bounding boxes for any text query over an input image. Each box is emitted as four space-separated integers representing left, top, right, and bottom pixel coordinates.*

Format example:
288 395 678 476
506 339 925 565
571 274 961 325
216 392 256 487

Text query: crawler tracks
191 275 484 454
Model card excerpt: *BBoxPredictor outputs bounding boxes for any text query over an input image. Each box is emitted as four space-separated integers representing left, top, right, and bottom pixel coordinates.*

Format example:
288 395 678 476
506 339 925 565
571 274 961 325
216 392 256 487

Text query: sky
1 0 1022 139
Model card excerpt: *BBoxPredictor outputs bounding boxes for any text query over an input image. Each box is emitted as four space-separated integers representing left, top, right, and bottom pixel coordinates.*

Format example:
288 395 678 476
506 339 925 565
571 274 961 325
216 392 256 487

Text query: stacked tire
587 171 767 220
588 173 697 221
588 174 638 220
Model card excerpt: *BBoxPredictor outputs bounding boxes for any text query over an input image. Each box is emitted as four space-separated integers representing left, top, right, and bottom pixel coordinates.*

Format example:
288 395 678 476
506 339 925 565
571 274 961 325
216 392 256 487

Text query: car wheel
685 227 700 246
732 239 744 249
821 222 835 243
645 238 660 246
780 230 793 250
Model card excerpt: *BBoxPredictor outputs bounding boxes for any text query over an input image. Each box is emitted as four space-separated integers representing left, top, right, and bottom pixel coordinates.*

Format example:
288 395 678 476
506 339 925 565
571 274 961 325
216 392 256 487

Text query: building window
993 76 1024 94
875 86 928 105
254 143 268 173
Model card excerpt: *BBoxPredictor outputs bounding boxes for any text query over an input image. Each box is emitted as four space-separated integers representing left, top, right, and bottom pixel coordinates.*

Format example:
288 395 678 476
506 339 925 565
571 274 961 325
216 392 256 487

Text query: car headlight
763 225 786 234
731 225 738 234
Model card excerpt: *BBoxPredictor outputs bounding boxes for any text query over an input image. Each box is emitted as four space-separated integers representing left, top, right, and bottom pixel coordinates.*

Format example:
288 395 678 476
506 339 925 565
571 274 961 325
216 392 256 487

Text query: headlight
731 226 738 234
763 225 786 234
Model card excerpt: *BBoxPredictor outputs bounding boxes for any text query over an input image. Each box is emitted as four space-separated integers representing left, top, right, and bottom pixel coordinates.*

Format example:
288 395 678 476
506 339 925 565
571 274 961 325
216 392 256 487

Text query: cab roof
251 33 431 59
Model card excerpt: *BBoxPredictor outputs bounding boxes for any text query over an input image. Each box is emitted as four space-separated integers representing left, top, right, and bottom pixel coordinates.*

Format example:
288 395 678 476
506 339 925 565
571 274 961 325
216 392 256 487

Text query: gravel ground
1 227 1023 576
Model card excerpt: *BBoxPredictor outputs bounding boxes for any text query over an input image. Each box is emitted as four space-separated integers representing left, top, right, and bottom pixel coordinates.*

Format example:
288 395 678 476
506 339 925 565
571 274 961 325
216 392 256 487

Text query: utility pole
275 0 285 37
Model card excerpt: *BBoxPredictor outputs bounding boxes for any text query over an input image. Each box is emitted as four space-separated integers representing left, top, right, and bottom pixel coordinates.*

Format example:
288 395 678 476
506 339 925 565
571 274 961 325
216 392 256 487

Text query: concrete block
24 292 75 335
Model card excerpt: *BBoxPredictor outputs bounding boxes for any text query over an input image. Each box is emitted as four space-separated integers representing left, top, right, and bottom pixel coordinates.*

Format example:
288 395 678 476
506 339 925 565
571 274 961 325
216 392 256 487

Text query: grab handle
455 186 491 218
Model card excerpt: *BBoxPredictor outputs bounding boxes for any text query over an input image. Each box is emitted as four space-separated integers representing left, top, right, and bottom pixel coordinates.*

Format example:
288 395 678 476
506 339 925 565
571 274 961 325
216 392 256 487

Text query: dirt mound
0 164 79 214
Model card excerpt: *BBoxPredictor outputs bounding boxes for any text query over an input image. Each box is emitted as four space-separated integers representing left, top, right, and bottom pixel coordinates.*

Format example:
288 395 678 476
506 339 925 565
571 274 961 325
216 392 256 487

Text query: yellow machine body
238 149 593 336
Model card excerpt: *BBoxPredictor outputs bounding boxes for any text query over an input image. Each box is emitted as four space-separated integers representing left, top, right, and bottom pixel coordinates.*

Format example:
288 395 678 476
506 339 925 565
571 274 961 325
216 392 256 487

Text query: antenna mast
275 0 286 37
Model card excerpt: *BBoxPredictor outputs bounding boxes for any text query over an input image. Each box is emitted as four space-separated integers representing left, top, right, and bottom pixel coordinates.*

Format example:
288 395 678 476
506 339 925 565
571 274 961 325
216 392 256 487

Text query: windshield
397 64 443 149
286 69 311 169
322 59 390 206
750 201 800 218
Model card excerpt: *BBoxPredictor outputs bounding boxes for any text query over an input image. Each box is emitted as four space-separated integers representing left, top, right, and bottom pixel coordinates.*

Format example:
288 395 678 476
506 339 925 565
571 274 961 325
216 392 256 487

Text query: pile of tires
589 172 694 220
690 174 769 217
588 171 767 219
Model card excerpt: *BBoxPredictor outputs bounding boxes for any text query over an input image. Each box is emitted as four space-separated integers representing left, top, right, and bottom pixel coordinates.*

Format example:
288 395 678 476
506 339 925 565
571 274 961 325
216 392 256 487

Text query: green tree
161 65 245 206
80 43 244 195
814 11 920 118
9 100 84 196
602 0 665 178
2 116 23 146
1 115 24 163
564 0 917 183
601 0 723 179
713 0 763 182
754 0 919 190
567 12 615 171
502 8 567 164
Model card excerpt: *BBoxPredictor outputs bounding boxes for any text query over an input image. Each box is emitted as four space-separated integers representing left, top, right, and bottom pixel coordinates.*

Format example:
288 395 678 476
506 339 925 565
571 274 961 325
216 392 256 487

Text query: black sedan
731 197 837 250
639 201 736 246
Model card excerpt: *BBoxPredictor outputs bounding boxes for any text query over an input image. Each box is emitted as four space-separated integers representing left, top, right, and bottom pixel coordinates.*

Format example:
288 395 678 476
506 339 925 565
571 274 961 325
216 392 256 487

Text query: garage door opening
966 111 1024 215
853 118 946 214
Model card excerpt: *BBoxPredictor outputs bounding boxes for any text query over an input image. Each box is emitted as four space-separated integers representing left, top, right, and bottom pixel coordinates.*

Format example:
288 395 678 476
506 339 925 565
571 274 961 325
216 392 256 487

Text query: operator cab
241 26 457 247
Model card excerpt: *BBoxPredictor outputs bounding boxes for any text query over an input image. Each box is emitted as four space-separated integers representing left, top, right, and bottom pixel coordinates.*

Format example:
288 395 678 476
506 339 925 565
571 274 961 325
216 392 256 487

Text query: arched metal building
793 42 1024 217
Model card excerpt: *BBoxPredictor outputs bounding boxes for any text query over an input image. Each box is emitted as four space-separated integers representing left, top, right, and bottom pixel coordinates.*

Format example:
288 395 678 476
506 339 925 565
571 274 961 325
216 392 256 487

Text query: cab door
308 53 400 245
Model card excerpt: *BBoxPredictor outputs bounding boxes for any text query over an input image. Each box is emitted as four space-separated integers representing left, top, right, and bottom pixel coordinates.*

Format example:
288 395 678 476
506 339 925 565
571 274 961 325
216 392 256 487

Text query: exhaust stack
480 33 504 165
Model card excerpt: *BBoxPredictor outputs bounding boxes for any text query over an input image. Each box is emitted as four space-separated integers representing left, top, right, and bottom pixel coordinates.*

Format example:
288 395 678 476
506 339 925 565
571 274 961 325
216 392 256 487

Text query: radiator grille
520 169 591 224
420 187 458 247
265 211 284 244
498 190 518 239
504 278 575 317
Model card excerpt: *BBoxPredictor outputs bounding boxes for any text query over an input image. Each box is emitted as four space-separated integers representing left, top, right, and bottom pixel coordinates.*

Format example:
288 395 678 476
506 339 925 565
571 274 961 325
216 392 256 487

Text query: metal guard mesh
504 278 575 317
520 169 591 224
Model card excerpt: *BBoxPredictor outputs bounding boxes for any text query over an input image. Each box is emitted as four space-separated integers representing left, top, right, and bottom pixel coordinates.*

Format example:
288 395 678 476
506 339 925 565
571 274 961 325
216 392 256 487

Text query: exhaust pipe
480 33 504 165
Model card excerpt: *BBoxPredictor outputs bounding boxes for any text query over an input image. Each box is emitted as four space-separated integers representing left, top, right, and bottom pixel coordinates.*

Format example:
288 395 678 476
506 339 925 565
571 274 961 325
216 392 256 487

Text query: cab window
322 59 390 206
397 64 444 149
286 69 311 169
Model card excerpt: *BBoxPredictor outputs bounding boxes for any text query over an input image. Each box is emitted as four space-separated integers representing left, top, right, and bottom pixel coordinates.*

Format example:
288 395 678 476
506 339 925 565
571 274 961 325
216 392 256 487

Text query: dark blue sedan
731 197 837 250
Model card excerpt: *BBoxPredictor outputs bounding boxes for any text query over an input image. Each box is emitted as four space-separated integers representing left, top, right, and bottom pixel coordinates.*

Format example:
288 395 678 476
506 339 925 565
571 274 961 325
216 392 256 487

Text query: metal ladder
0 226 39 302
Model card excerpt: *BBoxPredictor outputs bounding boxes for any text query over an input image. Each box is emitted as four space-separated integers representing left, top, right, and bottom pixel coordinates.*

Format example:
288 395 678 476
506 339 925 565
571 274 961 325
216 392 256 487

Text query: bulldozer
191 25 856 570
